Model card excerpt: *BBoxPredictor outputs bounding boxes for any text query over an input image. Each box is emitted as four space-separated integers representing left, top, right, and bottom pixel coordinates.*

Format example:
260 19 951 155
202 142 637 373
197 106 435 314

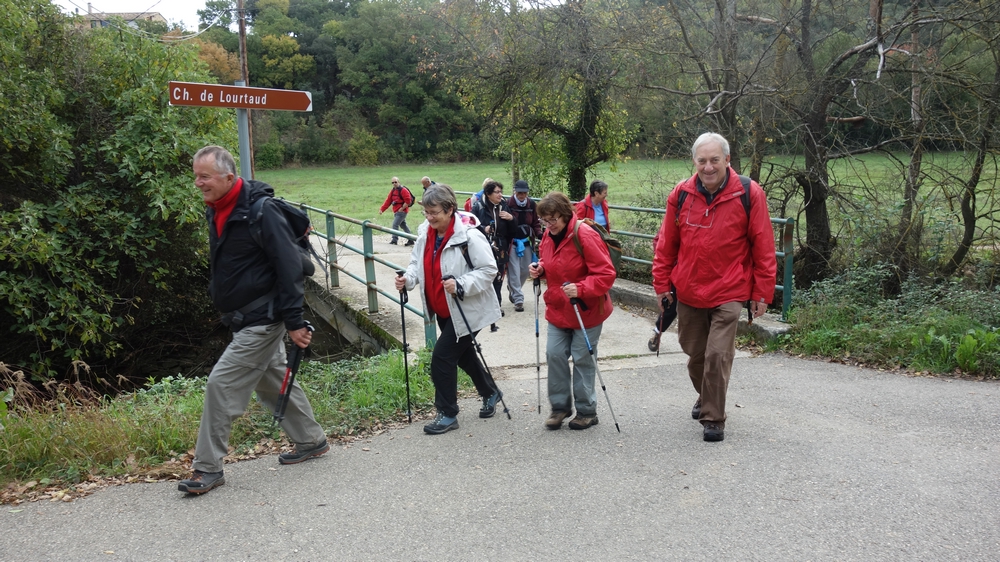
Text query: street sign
168 81 312 112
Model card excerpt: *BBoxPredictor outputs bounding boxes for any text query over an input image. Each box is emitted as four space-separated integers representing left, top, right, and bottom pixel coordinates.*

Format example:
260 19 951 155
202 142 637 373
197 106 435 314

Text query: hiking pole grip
274 321 314 423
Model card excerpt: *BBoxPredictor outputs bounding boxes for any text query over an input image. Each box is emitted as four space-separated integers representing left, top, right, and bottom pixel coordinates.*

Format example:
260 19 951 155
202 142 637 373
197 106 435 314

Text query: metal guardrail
291 194 794 343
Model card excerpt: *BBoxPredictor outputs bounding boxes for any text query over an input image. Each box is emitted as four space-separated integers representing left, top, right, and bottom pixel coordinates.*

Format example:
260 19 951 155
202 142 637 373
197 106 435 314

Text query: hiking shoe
648 331 661 352
691 398 702 420
568 414 599 430
278 439 331 465
424 412 459 435
545 411 572 430
178 470 225 494
490 323 499 332
703 423 724 442
479 390 503 418
514 302 524 312
404 240 414 246
389 240 398 245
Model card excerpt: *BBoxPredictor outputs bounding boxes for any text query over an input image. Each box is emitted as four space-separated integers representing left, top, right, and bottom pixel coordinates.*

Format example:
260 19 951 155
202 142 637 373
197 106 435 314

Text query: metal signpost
168 80 312 178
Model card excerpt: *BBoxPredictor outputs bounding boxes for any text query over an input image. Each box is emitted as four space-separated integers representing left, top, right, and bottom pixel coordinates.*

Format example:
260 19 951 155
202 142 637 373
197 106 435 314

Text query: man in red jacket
379 176 414 245
653 133 776 442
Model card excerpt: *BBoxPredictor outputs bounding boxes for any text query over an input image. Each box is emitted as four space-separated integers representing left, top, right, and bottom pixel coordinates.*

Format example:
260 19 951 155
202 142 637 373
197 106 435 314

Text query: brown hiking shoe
178 470 225 494
568 414 599 430
545 411 571 430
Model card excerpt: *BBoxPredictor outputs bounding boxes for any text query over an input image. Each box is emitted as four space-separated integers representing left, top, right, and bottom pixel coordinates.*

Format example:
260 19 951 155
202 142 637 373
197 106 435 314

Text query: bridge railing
292 195 794 346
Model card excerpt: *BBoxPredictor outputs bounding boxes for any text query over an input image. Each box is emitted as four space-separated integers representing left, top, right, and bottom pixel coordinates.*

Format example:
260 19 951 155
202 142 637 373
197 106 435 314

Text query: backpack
572 218 623 275
248 194 318 277
396 185 415 206
675 175 752 222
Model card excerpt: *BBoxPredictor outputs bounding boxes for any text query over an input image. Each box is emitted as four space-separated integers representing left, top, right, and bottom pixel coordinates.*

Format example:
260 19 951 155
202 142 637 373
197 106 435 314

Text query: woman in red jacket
529 192 616 430
574 180 610 232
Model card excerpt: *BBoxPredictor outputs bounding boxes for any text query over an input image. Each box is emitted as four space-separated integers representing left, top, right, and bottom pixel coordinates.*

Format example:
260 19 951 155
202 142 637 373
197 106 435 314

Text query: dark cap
513 180 529 193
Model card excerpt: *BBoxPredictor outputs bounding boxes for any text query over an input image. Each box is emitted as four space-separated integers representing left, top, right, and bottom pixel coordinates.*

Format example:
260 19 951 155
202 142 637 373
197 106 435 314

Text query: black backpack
248 194 318 277
396 185 415 205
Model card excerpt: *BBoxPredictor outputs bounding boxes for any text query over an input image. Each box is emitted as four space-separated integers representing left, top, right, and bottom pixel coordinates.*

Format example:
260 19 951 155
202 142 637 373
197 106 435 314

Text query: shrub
256 141 285 169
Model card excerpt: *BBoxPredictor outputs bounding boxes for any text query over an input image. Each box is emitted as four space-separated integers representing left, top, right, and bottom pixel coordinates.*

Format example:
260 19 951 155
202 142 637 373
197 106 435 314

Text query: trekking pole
442 275 511 420
532 262 542 414
565 289 621 433
396 270 413 423
274 321 314 424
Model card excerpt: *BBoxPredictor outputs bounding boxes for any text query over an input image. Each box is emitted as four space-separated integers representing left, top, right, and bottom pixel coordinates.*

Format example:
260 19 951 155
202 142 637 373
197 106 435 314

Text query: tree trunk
896 0 923 274
941 60 1000 277
794 113 834 287
564 84 603 200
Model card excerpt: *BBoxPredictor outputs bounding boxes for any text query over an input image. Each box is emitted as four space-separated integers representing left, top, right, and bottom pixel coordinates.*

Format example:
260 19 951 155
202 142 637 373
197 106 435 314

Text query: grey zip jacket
401 215 501 339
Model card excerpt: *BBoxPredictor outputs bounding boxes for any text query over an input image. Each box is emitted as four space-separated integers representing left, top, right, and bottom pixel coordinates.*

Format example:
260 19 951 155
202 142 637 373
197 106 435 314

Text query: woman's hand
529 262 543 279
395 274 406 292
443 277 457 295
562 283 578 299
499 210 513 221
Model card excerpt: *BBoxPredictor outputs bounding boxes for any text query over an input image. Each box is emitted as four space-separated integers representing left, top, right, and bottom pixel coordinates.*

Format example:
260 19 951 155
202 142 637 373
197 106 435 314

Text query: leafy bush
0 4 235 382
784 264 1000 377
256 141 285 169
347 128 380 166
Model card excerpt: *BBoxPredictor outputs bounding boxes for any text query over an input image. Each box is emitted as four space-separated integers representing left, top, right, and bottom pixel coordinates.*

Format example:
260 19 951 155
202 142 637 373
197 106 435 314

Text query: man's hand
288 327 312 349
750 300 767 319
656 292 674 312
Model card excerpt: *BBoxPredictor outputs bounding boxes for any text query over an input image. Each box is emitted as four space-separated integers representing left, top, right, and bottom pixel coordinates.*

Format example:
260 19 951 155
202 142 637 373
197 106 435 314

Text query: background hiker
575 179 611 231
506 179 542 313
179 146 329 495
472 179 516 331
417 176 436 206
652 132 776 443
380 176 414 245
395 184 503 435
529 192 616 431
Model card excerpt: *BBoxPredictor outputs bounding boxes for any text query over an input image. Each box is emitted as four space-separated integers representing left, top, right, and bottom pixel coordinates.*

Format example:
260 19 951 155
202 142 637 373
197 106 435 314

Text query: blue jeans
546 322 603 416
390 211 410 243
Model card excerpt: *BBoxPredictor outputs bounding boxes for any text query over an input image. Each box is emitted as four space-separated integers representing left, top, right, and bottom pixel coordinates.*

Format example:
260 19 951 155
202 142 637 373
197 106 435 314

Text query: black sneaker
691 398 701 420
178 470 225 494
703 423 724 442
278 439 331 465
389 240 398 245
479 390 502 418
404 240 414 246
490 323 499 332
424 412 459 434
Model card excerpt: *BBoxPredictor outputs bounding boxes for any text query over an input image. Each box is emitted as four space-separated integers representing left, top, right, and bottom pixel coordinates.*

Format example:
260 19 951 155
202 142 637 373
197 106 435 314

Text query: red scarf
423 216 456 319
207 178 243 236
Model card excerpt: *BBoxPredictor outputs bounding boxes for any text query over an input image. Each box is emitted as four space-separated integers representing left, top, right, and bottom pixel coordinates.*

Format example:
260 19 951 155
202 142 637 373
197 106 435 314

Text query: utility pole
237 0 255 178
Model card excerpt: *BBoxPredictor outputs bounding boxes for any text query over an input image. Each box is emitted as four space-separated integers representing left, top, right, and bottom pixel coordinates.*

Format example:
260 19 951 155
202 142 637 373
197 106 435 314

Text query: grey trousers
546 322 603 416
506 242 532 305
390 211 411 243
193 322 326 473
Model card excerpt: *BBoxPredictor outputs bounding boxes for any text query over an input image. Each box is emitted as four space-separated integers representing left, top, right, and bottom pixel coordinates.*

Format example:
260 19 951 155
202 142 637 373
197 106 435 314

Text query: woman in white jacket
395 184 504 434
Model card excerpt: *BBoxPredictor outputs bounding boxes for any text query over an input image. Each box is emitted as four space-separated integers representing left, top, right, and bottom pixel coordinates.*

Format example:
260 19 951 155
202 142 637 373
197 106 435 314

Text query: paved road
3 354 998 561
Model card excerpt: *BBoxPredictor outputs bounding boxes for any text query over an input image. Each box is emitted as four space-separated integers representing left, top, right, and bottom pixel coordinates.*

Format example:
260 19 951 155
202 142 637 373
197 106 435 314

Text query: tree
0 0 235 383
431 0 642 199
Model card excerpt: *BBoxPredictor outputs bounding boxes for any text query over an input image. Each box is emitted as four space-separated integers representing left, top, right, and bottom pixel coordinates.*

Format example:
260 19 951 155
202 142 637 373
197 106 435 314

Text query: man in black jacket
178 146 329 495
472 179 517 331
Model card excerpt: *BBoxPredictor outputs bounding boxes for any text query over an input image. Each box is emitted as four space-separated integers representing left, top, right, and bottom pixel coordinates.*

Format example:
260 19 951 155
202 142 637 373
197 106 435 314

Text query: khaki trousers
676 301 743 427
193 322 326 473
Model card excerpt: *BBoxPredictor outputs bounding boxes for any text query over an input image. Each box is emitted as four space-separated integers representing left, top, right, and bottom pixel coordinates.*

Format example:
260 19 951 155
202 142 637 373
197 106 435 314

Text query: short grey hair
193 145 237 176
422 183 457 214
691 133 730 159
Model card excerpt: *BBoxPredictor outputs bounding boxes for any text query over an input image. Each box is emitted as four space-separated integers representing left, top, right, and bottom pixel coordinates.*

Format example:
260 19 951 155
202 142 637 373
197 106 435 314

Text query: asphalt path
3 354 998 561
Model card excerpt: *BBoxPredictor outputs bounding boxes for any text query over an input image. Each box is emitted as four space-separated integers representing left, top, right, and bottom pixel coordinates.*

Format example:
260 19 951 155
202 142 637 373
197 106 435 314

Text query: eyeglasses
422 209 445 218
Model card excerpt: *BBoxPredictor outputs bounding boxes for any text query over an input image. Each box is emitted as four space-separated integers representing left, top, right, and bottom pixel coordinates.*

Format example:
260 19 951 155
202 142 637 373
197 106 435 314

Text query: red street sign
168 81 312 112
